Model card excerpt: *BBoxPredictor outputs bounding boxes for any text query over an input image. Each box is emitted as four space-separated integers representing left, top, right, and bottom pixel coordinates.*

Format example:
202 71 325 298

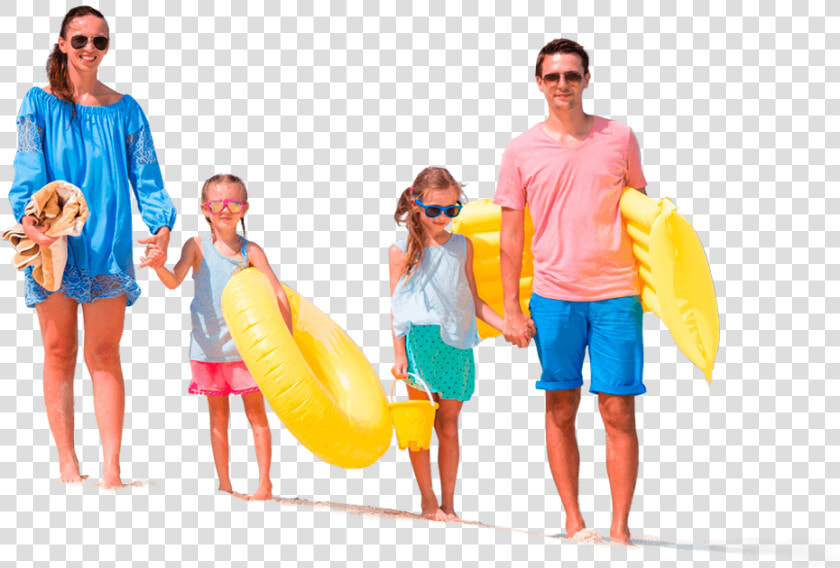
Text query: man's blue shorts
529 293 645 395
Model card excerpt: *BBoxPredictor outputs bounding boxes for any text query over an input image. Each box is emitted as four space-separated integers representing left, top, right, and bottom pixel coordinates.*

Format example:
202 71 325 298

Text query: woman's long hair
46 6 108 119
201 174 248 243
394 167 464 281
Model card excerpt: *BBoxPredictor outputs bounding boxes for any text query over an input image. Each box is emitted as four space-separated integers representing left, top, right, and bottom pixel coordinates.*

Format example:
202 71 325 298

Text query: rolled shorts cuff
535 377 583 391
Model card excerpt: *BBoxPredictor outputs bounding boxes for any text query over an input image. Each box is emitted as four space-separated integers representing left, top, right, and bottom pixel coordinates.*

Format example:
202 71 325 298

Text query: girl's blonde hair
394 167 464 280
201 174 248 242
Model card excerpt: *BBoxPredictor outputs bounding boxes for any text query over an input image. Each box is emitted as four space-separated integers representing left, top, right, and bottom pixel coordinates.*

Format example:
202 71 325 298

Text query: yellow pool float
221 268 392 468
619 188 719 383
450 199 535 339
453 191 719 382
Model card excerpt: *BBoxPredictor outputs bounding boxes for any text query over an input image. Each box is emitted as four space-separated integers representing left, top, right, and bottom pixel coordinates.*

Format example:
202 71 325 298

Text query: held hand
139 246 165 269
137 227 170 266
21 216 58 248
526 318 537 339
503 310 533 348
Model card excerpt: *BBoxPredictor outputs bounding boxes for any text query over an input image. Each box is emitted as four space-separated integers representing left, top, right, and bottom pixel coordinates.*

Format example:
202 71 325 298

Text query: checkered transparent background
0 1 837 566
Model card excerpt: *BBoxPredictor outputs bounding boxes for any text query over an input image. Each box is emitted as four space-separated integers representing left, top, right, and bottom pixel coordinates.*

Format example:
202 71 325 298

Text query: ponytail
394 186 426 281
46 44 76 118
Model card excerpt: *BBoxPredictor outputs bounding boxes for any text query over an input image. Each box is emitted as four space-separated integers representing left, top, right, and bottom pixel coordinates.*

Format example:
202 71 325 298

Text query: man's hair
535 38 590 78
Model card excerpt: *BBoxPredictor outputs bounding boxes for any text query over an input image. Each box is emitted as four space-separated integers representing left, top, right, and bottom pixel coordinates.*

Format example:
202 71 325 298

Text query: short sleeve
625 128 647 190
9 90 48 222
124 96 177 233
493 143 527 210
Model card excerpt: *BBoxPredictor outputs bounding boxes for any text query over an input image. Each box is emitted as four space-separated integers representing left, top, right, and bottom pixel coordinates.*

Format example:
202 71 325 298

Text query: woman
9 6 176 488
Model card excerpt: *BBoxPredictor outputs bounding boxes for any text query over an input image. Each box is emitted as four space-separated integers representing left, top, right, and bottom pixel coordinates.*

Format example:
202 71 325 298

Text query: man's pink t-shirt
494 116 647 301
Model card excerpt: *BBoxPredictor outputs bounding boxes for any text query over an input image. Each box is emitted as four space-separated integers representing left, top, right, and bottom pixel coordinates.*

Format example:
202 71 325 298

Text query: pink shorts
189 360 260 396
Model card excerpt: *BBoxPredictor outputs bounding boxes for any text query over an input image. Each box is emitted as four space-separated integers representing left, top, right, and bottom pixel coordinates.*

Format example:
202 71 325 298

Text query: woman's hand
21 215 58 248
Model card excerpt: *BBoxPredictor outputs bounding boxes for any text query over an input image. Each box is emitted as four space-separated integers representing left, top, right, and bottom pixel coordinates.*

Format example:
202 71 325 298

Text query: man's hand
503 309 535 348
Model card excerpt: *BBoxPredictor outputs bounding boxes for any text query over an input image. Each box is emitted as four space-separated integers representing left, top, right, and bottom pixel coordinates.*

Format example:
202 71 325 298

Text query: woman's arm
125 99 177 264
247 242 294 335
464 237 506 333
389 244 408 377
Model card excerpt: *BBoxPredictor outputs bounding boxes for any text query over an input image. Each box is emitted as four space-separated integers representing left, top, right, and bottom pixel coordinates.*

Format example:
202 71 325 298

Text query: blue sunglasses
414 198 463 219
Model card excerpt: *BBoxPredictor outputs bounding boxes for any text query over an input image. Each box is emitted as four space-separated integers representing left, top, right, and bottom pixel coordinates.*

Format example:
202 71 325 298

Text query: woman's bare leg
35 292 81 482
81 295 127 488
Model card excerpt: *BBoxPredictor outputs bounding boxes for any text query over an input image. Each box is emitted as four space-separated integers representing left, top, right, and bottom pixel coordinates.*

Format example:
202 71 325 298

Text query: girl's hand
21 216 58 248
137 227 171 266
139 246 166 269
391 356 408 379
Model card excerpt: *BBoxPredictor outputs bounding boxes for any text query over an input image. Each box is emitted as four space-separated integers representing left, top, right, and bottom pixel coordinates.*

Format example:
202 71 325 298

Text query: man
494 38 647 545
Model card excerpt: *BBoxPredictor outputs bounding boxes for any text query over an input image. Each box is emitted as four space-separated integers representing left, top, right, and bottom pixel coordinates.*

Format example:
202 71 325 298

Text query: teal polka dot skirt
405 324 476 401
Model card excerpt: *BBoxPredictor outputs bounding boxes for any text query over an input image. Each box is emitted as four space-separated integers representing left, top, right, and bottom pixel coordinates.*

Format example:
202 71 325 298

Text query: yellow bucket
388 373 438 451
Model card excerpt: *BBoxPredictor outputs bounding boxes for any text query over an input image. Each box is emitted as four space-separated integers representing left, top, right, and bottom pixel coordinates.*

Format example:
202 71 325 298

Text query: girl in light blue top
389 167 505 522
8 6 175 489
145 174 292 500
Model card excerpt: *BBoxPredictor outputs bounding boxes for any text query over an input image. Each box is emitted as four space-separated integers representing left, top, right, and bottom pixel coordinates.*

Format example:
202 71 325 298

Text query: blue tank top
391 233 480 350
189 235 249 362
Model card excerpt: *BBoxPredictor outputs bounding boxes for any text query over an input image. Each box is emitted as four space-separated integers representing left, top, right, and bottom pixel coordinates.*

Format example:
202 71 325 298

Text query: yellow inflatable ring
620 188 719 382
221 268 392 468
450 199 535 339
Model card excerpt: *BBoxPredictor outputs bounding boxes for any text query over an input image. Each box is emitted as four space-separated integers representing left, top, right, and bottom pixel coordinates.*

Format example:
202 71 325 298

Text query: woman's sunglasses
70 35 109 51
202 199 245 214
415 198 463 219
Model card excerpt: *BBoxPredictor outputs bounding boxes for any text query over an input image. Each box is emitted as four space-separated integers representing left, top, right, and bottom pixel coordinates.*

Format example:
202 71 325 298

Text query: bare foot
571 528 604 544
609 528 632 545
441 506 461 522
248 486 274 501
218 483 233 494
58 460 85 483
100 473 126 490
420 496 446 521
564 520 587 540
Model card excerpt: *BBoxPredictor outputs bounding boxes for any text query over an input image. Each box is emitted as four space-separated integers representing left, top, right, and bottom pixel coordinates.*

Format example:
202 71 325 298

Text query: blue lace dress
9 87 177 307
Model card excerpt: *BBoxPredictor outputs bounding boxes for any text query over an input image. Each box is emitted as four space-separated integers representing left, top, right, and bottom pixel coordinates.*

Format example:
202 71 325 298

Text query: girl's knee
246 409 269 431
434 415 459 441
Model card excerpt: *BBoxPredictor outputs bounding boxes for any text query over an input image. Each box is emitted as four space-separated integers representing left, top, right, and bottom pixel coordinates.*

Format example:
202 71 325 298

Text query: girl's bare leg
242 391 273 500
434 398 464 521
207 395 232 493
407 386 445 521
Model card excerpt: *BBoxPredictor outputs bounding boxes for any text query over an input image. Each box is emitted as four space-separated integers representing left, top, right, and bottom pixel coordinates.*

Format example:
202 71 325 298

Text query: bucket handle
389 372 436 406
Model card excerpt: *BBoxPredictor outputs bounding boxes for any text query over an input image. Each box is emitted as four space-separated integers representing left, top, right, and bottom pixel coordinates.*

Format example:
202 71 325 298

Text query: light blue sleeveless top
391 233 480 350
190 235 249 362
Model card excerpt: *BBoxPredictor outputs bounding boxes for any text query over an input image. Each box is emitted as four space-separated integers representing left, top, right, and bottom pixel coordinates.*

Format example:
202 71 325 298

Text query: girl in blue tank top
389 167 505 522
143 174 293 500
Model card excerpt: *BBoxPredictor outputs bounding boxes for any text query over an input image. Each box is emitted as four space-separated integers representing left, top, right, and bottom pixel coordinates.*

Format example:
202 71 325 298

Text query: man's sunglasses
415 198 463 219
541 71 584 86
70 35 109 51
202 199 245 214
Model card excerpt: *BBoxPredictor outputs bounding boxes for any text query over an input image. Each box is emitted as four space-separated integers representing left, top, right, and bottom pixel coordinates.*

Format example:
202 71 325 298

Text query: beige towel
3 180 89 291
